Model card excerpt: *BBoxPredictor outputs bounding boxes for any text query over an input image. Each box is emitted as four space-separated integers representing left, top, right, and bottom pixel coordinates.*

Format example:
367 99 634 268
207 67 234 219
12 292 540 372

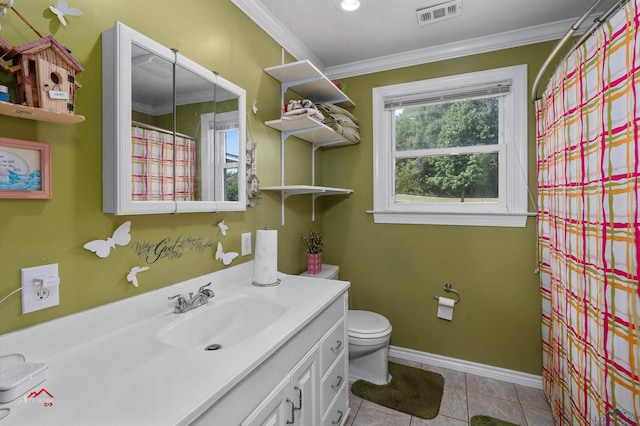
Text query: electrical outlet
21 263 60 314
34 288 50 300
241 232 252 256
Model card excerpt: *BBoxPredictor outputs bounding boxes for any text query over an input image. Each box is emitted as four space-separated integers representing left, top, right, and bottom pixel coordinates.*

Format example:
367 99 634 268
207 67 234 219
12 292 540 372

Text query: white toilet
300 264 393 385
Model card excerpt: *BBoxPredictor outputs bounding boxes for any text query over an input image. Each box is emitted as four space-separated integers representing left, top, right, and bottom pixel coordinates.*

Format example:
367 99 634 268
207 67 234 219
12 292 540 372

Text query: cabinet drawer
321 352 346 415
322 384 348 426
321 318 345 376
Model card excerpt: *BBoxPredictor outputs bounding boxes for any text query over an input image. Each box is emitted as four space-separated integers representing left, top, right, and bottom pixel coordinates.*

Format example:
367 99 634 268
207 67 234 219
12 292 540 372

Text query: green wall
0 0 318 335
321 43 557 375
0 0 554 376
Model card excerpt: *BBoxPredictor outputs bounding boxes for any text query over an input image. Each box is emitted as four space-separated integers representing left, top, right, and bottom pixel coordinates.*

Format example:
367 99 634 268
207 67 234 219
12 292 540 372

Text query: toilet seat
348 310 392 339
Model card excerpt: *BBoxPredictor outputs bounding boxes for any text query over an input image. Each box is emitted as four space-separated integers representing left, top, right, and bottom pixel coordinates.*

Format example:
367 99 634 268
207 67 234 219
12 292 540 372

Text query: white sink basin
155 294 288 350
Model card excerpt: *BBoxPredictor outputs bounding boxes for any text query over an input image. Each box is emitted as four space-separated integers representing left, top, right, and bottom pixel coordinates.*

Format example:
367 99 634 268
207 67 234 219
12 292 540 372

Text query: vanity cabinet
320 319 348 425
101 21 246 215
193 292 349 426
261 60 356 225
292 348 321 424
0 261 349 426
242 347 320 425
241 376 294 426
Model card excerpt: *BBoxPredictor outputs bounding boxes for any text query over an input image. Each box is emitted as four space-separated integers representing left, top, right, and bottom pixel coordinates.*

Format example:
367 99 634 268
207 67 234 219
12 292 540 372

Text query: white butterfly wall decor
215 242 238 266
126 266 150 288
84 221 132 258
217 220 228 236
49 0 82 26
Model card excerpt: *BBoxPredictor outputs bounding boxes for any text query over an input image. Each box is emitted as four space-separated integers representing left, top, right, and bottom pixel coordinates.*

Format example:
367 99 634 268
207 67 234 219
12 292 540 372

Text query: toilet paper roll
437 297 455 321
253 230 278 285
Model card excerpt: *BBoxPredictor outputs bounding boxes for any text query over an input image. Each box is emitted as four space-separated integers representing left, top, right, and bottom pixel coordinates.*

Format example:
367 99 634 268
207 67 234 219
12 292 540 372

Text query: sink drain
205 344 222 351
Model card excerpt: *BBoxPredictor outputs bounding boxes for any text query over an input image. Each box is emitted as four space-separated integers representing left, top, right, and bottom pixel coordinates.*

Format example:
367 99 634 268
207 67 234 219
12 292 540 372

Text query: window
371 65 528 227
216 126 240 202
201 111 240 202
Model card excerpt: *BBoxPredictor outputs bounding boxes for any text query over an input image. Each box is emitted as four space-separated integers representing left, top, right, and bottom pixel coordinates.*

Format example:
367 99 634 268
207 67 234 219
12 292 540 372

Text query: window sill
367 211 535 227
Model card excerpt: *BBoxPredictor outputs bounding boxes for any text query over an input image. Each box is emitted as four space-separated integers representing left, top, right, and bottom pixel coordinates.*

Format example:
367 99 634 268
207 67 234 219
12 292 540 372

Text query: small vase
307 252 322 274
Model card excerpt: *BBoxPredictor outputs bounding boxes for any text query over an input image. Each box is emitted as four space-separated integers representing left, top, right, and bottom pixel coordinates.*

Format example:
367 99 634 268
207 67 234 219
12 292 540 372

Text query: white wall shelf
263 59 356 225
265 117 355 147
260 185 353 200
264 60 354 108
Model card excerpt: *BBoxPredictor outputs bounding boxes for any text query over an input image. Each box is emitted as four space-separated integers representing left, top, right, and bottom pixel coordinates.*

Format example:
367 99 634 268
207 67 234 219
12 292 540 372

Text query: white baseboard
388 345 543 389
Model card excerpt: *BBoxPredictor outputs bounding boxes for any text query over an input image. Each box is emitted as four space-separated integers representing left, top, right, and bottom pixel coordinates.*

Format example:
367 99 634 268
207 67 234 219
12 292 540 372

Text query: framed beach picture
0 137 51 199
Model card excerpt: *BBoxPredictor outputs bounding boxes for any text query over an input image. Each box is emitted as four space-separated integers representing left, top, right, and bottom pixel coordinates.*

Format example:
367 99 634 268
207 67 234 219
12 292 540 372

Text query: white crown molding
229 0 325 72
389 345 544 389
326 16 597 78
230 1 600 79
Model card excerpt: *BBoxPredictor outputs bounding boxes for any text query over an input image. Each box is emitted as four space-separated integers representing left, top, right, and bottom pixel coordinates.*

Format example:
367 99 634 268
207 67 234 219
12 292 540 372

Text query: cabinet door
241 376 293 426
290 345 320 425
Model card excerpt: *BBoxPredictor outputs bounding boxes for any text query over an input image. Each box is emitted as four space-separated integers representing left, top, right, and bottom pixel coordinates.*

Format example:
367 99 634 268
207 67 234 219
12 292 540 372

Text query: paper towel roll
437 296 455 321
253 230 279 286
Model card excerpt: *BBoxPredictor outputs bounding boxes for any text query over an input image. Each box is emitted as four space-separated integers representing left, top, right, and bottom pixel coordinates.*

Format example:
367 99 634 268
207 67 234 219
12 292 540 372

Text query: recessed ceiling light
340 0 361 12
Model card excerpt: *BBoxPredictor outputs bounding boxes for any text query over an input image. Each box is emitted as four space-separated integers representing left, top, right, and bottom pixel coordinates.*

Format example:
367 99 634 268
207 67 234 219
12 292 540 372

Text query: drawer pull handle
286 398 295 424
331 375 344 391
292 386 302 411
331 410 344 425
286 387 302 424
330 340 343 353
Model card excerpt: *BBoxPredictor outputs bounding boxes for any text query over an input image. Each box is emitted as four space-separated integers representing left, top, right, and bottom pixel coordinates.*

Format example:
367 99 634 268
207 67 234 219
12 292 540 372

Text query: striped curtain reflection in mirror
131 126 197 201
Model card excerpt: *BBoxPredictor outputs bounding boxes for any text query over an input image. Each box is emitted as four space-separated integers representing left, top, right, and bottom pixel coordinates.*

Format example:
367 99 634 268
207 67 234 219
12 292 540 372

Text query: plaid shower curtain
536 0 640 424
131 126 197 201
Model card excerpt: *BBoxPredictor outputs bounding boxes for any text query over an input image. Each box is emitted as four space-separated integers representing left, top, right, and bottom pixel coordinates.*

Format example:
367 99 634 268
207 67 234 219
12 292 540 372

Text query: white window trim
371 65 529 227
200 111 240 201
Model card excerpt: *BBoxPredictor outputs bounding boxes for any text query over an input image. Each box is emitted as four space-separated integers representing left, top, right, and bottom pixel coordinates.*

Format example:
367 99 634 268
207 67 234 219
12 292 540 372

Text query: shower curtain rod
566 0 628 57
531 0 627 101
131 120 195 141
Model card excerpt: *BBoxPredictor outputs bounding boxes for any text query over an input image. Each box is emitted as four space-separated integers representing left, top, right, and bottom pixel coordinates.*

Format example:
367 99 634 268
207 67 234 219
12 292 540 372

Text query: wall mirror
102 21 246 215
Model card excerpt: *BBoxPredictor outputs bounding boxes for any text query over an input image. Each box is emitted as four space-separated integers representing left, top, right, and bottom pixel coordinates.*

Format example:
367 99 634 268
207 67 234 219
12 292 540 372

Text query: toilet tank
299 264 339 280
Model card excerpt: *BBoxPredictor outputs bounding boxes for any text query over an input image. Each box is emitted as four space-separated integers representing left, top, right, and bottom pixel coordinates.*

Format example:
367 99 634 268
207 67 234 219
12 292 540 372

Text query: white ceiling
231 0 620 78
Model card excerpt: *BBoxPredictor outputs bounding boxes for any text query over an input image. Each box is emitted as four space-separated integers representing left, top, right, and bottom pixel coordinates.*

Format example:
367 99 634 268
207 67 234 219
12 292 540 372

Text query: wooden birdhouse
0 37 10 58
0 35 83 115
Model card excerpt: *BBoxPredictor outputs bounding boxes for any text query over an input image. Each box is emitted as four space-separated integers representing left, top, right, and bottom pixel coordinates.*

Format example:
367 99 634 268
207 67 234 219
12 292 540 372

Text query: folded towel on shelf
315 102 359 125
284 99 317 113
282 107 324 122
315 102 360 143
282 99 324 121
323 113 359 130
325 121 360 143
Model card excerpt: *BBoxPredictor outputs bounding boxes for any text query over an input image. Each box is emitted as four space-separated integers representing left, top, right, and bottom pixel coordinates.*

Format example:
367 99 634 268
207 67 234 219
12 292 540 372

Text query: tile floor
346 357 556 426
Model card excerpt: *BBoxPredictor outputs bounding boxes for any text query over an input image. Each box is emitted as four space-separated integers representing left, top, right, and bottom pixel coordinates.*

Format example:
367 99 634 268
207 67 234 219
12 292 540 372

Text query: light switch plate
21 263 60 314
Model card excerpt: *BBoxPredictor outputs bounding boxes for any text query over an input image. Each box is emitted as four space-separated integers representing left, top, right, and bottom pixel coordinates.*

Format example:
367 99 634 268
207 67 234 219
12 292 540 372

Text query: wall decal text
133 236 214 264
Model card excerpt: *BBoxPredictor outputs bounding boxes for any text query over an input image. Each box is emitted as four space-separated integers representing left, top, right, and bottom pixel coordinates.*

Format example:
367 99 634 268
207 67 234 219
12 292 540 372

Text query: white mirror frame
102 21 246 215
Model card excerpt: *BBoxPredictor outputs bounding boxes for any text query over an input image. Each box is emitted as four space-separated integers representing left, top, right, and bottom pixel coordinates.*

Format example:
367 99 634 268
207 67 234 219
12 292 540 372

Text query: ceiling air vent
417 0 462 26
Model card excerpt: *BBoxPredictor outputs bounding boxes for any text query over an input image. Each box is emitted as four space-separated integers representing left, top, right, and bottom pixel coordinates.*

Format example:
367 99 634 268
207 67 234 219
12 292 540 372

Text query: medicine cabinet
102 21 246 215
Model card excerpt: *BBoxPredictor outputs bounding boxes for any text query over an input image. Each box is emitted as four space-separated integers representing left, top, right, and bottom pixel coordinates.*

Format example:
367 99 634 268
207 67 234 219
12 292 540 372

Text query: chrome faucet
168 282 215 314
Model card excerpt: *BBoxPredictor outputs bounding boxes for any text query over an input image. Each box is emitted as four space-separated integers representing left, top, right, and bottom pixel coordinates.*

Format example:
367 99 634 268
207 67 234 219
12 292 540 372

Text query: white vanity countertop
0 262 349 425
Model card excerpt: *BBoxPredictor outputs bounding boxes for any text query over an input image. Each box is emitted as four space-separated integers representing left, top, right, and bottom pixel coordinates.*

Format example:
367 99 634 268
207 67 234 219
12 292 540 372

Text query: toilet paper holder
433 283 461 304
